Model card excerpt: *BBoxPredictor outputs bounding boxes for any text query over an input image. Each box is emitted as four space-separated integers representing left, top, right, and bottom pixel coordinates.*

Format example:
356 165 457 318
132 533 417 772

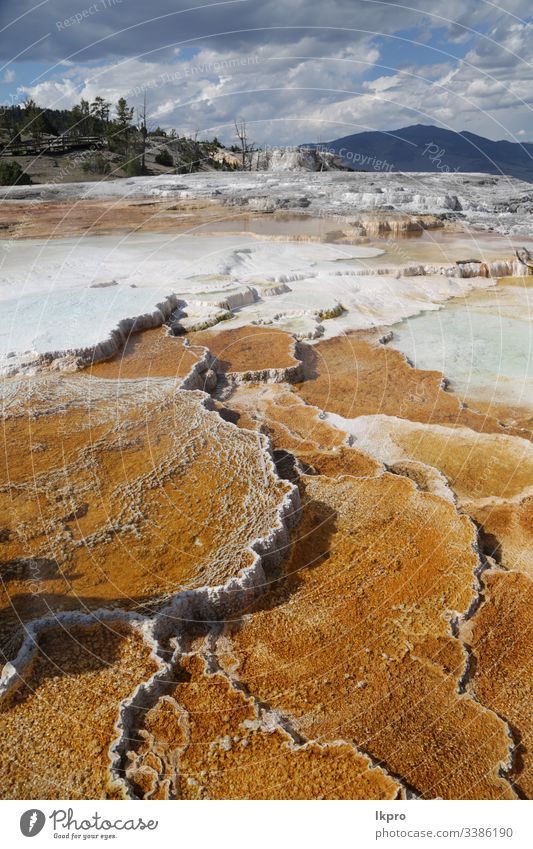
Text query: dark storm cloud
0 0 527 64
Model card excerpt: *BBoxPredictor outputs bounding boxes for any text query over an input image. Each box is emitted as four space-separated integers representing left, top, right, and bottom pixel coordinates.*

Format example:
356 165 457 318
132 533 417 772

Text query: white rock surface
250 147 342 171
4 171 533 234
1 172 531 373
0 227 499 374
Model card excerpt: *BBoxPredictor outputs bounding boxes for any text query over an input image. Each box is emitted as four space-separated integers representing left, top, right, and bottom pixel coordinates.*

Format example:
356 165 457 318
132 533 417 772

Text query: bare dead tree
234 119 256 170
138 91 148 173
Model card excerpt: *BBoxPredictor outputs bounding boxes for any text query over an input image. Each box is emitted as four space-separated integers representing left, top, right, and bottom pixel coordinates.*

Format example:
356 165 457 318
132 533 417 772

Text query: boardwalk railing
0 136 106 157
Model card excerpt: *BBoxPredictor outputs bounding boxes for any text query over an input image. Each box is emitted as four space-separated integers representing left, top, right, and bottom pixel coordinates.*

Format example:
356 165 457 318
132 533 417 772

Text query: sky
0 0 532 145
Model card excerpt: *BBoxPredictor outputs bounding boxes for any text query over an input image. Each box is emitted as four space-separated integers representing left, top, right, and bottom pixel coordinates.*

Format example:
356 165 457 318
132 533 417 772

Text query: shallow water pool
389 283 533 411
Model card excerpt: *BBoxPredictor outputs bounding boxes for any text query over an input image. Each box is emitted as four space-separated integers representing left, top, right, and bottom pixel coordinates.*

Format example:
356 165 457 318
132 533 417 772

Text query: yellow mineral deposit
0 369 292 661
462 570 533 798
126 650 398 800
190 325 299 375
216 473 515 800
0 622 159 799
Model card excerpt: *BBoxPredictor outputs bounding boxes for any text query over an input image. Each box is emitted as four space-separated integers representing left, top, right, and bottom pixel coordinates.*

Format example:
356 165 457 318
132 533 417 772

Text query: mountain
302 124 533 182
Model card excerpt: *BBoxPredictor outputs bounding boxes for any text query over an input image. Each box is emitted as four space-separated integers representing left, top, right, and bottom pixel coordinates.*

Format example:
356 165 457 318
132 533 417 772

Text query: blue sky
1 1 532 144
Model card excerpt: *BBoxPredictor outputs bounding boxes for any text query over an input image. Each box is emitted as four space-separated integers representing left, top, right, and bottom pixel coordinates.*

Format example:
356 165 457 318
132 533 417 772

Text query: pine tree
90 96 111 136
115 97 134 131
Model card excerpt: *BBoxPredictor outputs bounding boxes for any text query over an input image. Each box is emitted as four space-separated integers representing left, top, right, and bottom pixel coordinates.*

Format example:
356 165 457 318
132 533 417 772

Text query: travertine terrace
215 473 514 800
1 622 160 799
0 366 294 660
126 649 398 800
1 172 532 800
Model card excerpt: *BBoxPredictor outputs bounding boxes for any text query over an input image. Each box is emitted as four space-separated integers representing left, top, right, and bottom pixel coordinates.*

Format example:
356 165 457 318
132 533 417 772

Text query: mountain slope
303 124 533 182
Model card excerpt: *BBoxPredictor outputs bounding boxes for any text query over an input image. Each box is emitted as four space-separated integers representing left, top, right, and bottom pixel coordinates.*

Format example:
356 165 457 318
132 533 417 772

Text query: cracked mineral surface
1 172 532 800
213 473 515 800
0 368 293 661
0 621 160 799
126 648 399 800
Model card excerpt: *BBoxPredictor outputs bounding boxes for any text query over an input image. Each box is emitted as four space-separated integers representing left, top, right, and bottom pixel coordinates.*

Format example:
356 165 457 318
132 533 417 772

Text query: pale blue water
389 284 533 410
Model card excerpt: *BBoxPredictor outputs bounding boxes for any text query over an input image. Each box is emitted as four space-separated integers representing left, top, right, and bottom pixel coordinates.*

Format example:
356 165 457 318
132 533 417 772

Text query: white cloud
21 38 382 143
2 69 15 83
16 5 533 144
21 78 81 109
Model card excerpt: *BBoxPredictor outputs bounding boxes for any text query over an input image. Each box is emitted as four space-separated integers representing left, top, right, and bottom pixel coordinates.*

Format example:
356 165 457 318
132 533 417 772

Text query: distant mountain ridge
303 124 533 182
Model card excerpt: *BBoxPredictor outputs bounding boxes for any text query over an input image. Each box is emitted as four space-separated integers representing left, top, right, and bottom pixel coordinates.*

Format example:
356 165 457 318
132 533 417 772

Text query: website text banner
3 799 531 848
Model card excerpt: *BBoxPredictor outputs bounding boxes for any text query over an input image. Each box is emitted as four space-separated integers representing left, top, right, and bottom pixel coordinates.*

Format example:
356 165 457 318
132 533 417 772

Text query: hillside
0 133 239 185
304 124 533 182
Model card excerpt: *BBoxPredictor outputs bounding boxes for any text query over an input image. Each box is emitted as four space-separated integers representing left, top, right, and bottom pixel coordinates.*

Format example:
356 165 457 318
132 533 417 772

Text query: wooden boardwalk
0 136 105 157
